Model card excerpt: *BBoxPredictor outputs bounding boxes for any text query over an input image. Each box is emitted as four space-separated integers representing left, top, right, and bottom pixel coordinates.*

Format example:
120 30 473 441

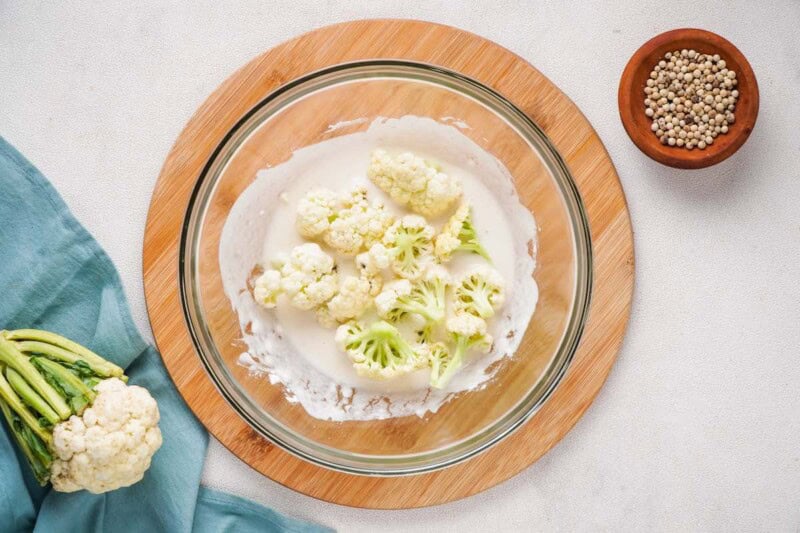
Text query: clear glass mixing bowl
181 60 592 475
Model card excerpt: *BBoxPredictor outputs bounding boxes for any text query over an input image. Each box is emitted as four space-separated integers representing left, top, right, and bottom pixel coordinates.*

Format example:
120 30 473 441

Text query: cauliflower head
326 275 373 322
453 264 506 318
434 202 491 262
368 149 462 217
279 243 338 310
335 320 425 379
382 215 435 280
323 188 394 256
50 378 162 494
253 269 283 308
296 188 338 238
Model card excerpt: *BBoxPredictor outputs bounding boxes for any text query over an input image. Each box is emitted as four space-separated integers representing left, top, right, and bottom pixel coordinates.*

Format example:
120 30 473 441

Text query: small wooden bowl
619 28 759 169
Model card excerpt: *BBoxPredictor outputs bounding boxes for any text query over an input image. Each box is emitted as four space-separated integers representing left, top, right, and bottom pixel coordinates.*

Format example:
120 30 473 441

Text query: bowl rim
179 59 593 475
618 28 759 169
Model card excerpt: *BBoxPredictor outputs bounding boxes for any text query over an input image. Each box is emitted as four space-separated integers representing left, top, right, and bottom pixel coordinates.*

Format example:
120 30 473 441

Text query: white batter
220 116 538 421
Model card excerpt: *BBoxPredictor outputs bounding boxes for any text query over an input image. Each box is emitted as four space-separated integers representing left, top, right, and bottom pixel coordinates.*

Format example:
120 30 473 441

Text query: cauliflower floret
296 188 338 238
374 279 413 322
453 264 506 318
253 269 282 308
50 378 162 494
326 275 373 322
382 215 435 280
434 202 491 262
375 265 449 324
279 243 338 310
323 188 394 256
356 243 390 296
432 313 494 388
356 242 390 277
335 320 425 379
368 149 462 217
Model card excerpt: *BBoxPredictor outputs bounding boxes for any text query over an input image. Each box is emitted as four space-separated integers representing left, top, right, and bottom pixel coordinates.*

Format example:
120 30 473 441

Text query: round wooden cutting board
143 19 633 509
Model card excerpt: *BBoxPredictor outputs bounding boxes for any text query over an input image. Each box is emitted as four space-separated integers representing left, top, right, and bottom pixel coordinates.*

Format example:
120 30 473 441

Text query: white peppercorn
643 48 739 150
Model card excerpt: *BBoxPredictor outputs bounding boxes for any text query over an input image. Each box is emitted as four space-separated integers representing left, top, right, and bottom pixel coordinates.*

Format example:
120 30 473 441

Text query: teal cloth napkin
0 137 332 533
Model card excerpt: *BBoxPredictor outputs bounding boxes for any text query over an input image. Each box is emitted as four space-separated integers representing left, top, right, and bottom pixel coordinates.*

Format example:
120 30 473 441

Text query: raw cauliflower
50 378 162 494
253 269 282 308
326 275 373 322
355 243 390 296
368 149 461 217
453 264 506 318
382 215 435 280
295 188 338 238
279 243 338 310
322 187 394 256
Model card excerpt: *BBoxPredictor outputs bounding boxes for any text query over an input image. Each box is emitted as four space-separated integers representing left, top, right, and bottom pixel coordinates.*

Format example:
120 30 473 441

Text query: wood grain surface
143 19 634 509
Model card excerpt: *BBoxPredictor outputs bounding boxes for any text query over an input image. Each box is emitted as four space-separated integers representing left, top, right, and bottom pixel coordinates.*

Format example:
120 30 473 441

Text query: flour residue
219 116 538 421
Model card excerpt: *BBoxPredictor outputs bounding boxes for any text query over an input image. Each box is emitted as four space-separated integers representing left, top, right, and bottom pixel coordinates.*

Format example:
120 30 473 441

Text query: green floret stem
349 321 417 369
398 297 444 324
457 285 495 318
0 337 71 420
432 336 467 388
15 339 124 380
457 218 491 262
0 369 53 447
0 396 52 485
31 357 96 415
5 368 60 426
5 329 124 379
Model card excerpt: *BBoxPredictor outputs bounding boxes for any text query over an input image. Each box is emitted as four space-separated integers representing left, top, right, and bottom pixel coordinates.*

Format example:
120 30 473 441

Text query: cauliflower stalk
368 149 462 217
335 320 425 379
453 264 506 319
434 313 494 388
0 329 162 493
382 215 435 280
434 202 491 262
375 265 450 325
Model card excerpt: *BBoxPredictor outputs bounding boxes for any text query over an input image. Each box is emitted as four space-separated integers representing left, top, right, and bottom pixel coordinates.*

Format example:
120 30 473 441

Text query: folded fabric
0 136 331 533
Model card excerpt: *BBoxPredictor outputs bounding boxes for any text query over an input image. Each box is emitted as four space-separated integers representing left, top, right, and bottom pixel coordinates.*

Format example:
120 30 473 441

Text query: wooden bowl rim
618 28 759 169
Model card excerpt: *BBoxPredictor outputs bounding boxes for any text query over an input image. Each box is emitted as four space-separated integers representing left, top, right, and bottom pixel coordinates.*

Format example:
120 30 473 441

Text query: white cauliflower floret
50 378 162 494
323 188 394 256
326 275 373 322
355 243 390 296
279 243 338 310
335 320 425 380
453 264 506 318
355 243 390 277
375 265 449 325
368 149 462 217
296 188 338 238
374 279 413 322
382 215 435 280
253 269 282 308
434 202 491 262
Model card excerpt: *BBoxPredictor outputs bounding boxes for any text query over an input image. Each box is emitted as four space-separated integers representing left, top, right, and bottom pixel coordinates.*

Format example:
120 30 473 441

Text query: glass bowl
181 60 592 475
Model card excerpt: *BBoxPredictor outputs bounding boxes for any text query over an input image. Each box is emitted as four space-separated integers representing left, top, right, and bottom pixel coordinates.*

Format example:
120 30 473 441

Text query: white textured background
2 1 800 531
